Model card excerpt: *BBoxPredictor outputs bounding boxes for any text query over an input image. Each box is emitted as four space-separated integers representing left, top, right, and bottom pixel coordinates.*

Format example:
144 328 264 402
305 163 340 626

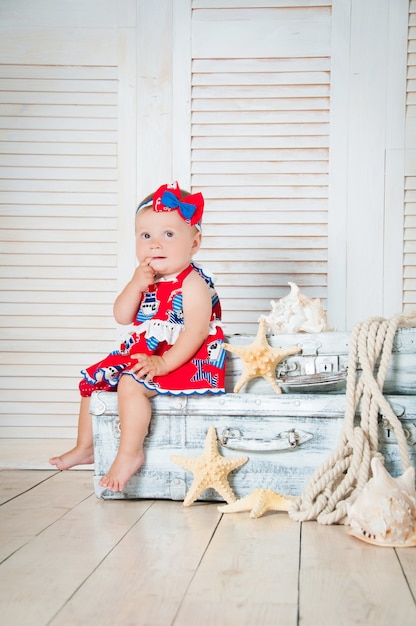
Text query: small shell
260 282 329 334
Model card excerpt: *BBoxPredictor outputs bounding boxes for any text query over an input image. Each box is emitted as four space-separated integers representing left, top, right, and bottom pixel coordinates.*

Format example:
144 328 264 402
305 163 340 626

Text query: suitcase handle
220 427 313 452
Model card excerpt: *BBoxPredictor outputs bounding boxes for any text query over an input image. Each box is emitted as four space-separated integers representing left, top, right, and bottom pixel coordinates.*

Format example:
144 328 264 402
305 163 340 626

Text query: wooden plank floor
0 470 415 626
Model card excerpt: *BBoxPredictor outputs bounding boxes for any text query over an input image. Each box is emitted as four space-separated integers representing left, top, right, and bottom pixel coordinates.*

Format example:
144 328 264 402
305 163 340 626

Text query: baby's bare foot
49 445 94 470
99 450 145 492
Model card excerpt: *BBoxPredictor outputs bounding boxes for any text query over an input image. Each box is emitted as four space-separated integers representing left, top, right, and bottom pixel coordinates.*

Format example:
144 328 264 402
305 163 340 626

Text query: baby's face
135 208 201 277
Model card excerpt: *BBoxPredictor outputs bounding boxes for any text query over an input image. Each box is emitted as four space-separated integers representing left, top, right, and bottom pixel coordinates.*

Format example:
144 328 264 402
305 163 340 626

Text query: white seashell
347 457 416 547
260 282 329 334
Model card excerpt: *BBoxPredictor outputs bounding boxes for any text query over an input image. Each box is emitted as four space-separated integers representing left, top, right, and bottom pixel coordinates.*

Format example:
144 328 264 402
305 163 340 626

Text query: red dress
79 264 226 397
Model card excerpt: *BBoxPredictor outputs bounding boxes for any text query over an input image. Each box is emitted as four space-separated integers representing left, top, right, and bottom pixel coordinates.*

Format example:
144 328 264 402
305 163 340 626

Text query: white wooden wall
0 0 413 467
405 0 416 314
190 2 331 333
0 0 137 466
340 0 408 328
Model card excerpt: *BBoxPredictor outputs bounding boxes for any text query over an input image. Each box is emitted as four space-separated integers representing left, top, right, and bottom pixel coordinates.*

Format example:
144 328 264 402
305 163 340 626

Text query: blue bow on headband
160 190 197 222
136 182 204 229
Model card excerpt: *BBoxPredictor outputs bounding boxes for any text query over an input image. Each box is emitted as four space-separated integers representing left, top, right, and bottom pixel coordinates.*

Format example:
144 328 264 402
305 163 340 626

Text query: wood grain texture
0 471 92 562
299 523 416 626
50 500 221 626
0 471 414 626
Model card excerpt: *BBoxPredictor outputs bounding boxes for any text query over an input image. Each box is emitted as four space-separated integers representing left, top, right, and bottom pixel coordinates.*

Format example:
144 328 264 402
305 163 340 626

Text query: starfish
170 426 248 506
223 318 301 393
218 488 296 519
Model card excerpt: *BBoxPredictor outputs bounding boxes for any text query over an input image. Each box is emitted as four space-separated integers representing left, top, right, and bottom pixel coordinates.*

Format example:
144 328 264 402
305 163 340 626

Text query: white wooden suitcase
90 327 416 501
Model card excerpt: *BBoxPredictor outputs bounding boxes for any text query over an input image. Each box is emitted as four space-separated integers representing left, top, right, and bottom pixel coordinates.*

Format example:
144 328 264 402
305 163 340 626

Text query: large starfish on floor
223 318 301 393
170 426 248 506
218 488 296 518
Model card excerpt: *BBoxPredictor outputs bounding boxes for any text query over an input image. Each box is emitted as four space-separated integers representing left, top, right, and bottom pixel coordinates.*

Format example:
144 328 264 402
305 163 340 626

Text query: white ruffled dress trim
133 317 222 346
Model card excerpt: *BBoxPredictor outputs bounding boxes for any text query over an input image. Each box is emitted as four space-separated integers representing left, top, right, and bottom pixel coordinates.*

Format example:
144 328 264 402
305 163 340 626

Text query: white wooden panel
0 179 118 193
0 155 117 167
192 124 329 137
192 56 331 72
172 0 192 187
193 71 330 87
196 249 327 262
0 118 117 133
0 65 118 79
1 283 115 298
192 84 330 98
0 255 115 269
1 168 117 181
0 104 118 121
193 160 328 173
0 129 118 143
0 142 117 156
193 148 328 161
346 0 387 325
191 16 331 332
0 352 114 366
0 339 116 356
193 0 332 6
404 1 416 315
192 7 331 58
1 228 117 243
0 92 117 105
203 223 325 236
201 236 327 249
193 111 329 124
0 1 136 458
0 0 119 27
343 0 408 328
1 321 115 342
193 97 329 111
326 0 350 330
1 318 115 333
199 198 326 211
0 30 118 66
0 77 118 94
193 135 329 148
1 241 117 255
383 0 408 317
136 0 174 198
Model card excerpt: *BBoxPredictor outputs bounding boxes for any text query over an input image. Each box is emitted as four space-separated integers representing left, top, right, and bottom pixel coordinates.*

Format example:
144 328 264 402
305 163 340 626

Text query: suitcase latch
279 355 341 376
220 427 313 452
287 429 298 447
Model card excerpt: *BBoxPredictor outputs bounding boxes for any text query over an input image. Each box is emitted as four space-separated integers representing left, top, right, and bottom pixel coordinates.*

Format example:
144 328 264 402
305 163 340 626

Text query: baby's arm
113 259 155 325
131 271 212 380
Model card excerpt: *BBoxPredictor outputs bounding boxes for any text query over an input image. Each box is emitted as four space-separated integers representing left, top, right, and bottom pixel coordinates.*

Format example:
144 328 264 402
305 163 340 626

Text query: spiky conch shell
260 282 329 334
347 457 416 547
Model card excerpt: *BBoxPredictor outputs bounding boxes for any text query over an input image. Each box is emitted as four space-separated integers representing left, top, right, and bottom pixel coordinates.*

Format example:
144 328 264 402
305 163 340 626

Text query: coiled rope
289 313 415 525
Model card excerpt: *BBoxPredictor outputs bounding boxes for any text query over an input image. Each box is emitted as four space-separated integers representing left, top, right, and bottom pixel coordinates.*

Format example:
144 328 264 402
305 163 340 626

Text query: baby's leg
99 376 156 492
49 396 94 469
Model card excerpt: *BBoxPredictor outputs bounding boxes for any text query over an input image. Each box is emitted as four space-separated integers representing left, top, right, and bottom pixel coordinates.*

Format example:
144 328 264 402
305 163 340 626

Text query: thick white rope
289 314 414 525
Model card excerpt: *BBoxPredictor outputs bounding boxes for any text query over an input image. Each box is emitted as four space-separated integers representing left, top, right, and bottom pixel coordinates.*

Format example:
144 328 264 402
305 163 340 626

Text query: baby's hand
130 354 169 381
131 259 156 291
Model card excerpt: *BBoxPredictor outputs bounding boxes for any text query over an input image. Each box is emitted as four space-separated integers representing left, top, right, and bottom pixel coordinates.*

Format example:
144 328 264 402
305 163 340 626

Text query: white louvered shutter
0 1 136 464
190 1 331 334
0 64 118 445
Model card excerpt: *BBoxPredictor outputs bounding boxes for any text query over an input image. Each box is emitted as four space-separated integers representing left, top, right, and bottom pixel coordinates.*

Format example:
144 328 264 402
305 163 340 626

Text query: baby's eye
142 232 151 239
165 231 174 238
